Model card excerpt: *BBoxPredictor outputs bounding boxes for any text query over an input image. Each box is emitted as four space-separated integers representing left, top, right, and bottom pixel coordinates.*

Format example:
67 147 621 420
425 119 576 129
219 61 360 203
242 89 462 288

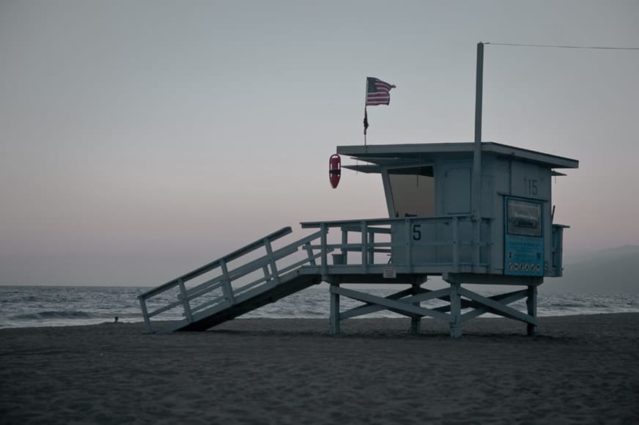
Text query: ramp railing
138 227 324 332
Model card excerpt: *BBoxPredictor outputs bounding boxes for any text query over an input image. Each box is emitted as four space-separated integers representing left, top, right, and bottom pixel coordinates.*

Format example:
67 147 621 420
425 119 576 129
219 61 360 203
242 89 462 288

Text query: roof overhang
337 142 579 170
344 163 434 176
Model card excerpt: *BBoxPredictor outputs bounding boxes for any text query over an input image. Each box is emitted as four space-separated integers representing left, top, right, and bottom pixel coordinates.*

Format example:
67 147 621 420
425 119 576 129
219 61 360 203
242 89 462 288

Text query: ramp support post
139 298 152 333
219 259 235 304
177 279 193 323
329 284 341 335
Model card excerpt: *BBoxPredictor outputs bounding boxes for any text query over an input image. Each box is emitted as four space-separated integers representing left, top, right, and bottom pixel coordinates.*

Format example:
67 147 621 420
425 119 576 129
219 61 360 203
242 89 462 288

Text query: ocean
1 285 639 329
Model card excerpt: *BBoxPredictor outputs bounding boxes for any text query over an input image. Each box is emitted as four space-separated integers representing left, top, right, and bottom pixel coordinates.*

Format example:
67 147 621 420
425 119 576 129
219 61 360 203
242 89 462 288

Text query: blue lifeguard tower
138 140 578 337
138 44 579 336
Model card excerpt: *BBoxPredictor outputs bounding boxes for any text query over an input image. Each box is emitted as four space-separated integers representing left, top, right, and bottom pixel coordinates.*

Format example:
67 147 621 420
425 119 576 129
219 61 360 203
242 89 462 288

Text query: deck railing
301 215 492 273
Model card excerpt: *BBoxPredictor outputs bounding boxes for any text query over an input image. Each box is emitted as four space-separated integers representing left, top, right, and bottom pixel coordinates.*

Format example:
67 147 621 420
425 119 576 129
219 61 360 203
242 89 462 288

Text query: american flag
365 77 395 106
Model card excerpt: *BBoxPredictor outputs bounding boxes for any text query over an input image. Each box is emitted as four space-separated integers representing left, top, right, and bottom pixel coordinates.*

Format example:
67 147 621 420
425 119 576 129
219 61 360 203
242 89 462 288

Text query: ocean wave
10 310 96 321
1 295 40 303
546 302 586 308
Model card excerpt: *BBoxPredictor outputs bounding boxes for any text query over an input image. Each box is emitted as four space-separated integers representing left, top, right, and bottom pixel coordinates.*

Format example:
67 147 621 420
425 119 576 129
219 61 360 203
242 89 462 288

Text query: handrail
138 227 292 300
138 227 324 331
180 230 322 302
301 216 468 228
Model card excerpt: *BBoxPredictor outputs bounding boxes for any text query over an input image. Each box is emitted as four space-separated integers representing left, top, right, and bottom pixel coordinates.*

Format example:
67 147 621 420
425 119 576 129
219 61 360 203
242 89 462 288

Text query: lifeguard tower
138 141 578 337
138 44 579 337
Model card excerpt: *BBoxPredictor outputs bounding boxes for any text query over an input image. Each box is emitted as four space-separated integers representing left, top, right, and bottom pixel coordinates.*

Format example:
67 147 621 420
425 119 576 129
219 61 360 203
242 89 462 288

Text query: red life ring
329 154 341 188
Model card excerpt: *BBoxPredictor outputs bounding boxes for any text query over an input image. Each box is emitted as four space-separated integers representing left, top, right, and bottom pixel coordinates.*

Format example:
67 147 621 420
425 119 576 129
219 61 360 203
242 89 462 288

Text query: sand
1 314 638 425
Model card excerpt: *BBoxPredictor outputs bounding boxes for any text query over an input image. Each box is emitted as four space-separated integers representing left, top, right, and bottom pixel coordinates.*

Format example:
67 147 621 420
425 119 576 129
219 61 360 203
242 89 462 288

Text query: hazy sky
1 1 638 285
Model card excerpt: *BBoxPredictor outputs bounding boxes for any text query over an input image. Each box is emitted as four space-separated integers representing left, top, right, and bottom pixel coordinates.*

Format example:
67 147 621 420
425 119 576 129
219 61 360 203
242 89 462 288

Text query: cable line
485 42 639 51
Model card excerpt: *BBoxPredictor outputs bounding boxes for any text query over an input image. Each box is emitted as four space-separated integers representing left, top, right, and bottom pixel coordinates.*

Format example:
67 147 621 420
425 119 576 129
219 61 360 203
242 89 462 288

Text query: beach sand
1 314 638 424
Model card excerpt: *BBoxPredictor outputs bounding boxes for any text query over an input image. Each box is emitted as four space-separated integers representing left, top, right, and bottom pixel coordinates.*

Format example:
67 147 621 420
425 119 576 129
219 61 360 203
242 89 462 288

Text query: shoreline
2 314 638 424
3 309 639 331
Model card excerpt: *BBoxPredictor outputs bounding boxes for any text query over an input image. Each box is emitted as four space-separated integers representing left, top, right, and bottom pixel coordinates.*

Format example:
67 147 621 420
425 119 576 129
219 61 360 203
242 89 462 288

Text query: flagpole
363 77 369 147
472 42 483 216
474 42 483 144
472 41 484 270
364 107 368 147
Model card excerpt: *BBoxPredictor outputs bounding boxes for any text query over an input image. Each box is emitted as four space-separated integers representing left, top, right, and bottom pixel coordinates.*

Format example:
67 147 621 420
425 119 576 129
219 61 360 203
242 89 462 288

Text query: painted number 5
412 224 422 241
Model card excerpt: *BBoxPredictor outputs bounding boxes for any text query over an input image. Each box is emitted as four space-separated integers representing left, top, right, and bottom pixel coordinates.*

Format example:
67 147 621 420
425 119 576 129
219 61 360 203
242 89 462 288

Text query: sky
1 0 638 285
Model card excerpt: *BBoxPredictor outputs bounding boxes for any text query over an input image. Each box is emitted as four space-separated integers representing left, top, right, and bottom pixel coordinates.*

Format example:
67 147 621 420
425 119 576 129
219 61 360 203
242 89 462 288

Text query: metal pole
364 107 368 147
364 76 369 147
472 42 484 270
474 42 484 144
473 42 484 213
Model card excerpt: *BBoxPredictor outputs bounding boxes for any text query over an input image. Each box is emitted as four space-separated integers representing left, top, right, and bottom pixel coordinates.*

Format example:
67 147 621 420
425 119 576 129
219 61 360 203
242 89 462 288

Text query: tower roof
337 142 579 173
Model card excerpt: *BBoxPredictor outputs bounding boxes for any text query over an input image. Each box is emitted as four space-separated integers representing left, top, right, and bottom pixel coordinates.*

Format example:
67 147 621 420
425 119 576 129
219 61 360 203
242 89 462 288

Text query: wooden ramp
138 227 327 333
176 272 322 331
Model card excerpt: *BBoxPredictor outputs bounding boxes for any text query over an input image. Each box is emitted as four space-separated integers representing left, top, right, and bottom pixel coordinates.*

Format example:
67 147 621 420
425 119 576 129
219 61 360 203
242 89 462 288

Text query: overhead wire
484 42 639 51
